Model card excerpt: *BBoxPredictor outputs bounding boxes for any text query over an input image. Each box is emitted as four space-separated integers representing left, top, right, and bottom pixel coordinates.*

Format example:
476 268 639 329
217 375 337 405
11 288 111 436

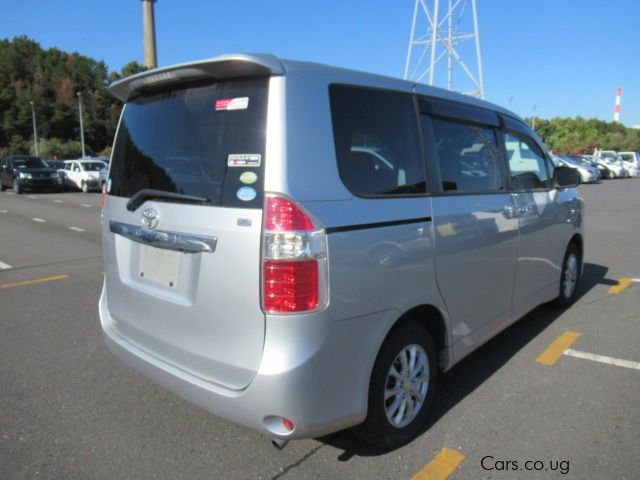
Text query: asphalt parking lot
1 180 639 480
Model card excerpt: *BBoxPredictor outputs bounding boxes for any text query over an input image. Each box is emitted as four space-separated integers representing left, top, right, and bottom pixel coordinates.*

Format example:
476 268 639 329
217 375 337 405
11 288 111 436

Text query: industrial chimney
142 0 158 69
613 87 622 123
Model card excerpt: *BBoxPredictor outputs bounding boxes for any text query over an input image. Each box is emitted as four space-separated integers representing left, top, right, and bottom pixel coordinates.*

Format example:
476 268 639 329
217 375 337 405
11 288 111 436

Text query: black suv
0 155 63 194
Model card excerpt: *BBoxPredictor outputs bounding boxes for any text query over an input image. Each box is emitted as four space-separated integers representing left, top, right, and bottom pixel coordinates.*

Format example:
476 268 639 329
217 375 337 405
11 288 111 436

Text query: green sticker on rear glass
239 171 258 185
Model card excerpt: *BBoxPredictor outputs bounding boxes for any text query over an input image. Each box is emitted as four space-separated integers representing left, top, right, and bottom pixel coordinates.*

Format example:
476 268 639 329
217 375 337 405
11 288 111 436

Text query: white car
619 152 640 176
61 159 108 192
553 155 599 183
595 151 628 178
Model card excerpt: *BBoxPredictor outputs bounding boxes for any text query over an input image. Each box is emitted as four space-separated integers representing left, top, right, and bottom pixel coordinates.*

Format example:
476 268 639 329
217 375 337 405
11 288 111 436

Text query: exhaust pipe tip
272 438 289 450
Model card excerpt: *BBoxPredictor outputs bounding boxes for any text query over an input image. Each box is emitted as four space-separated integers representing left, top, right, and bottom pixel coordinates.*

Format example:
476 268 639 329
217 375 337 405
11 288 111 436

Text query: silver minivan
99 54 583 449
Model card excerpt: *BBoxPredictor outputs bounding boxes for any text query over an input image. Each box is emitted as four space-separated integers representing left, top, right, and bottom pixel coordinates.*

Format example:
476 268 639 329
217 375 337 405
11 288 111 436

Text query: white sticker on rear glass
215 97 249 111
228 154 261 167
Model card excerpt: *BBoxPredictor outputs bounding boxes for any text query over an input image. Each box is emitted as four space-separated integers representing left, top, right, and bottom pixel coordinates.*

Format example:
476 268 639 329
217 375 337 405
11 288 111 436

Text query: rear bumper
99 285 396 440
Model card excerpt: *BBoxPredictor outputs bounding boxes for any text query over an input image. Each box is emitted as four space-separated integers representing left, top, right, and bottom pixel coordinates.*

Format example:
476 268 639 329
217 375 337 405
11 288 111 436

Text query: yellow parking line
608 277 632 295
536 331 581 365
0 274 69 289
412 448 465 480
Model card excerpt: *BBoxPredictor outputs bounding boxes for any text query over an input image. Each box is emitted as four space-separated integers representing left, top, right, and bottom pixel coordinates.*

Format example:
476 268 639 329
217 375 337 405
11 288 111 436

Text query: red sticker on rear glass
215 97 249 111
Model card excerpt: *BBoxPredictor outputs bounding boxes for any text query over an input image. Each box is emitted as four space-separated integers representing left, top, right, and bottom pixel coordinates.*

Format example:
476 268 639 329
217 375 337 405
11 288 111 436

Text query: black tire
0 180 6 191
354 322 437 449
554 243 581 307
13 179 22 194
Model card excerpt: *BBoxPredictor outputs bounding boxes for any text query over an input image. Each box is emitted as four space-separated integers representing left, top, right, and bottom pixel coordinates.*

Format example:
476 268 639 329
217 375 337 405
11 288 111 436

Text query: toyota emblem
141 208 159 230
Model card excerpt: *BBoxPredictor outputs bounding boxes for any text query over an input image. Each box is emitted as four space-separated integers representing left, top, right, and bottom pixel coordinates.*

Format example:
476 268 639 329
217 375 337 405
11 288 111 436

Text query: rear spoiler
109 53 285 102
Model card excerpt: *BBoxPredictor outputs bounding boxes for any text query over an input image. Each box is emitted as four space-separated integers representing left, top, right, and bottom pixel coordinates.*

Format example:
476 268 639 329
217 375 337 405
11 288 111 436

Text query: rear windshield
109 78 268 208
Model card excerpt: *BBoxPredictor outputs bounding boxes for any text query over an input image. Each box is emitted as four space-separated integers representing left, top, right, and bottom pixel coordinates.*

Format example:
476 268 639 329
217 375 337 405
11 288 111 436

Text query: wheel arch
386 304 448 370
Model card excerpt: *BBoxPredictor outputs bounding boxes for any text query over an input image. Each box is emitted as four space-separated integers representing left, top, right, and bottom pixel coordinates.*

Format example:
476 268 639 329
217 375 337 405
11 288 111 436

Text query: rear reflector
282 418 295 432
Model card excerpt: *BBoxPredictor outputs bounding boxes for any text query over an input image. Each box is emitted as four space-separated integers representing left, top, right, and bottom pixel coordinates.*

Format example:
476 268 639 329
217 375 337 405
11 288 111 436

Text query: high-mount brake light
262 195 328 314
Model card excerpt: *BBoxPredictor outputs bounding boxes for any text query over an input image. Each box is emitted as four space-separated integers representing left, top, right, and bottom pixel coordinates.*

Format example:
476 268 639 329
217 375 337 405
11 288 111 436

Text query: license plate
139 244 178 287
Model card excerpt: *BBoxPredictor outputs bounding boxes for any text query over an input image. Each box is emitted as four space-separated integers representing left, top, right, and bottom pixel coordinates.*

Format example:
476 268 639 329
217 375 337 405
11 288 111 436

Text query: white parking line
564 349 640 371
69 227 85 232
632 278 640 283
0 260 12 270
0 209 7 213
32 218 46 223
54 199 64 204
28 195 38 199
80 204 92 208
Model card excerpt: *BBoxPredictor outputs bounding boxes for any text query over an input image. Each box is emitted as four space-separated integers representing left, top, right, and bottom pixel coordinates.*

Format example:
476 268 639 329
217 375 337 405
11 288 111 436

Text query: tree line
1 36 639 160
529 116 640 154
0 36 145 160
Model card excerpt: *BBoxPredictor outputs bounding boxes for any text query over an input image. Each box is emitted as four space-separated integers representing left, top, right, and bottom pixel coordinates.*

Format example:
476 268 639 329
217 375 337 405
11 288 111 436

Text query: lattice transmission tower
404 0 484 99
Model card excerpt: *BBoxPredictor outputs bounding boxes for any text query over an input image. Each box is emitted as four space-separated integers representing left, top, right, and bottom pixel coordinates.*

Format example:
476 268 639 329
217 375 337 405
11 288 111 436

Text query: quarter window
330 86 426 196
430 118 503 193
504 132 551 190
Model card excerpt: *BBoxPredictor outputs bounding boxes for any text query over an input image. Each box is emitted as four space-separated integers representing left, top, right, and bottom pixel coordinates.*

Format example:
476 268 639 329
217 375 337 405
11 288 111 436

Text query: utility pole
142 0 158 69
405 0 485 99
77 92 86 158
29 101 39 157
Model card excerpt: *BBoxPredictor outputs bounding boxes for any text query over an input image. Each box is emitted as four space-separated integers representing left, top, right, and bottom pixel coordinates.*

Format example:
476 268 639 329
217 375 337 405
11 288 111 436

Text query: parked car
0 155 63 193
100 53 583 449
619 152 640 176
580 155 611 179
594 150 628 178
557 155 600 183
60 159 108 192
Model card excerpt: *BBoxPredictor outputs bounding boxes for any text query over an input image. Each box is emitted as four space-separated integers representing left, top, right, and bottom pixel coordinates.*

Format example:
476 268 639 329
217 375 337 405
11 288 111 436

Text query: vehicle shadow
317 262 614 459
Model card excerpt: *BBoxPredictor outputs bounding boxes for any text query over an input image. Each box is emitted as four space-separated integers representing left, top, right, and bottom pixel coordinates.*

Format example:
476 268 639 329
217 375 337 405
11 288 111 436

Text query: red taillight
262 195 327 314
264 260 319 312
265 196 315 231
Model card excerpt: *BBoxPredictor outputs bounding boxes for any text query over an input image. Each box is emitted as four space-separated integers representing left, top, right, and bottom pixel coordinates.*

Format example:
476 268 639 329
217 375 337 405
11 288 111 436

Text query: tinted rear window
330 85 426 196
109 78 268 208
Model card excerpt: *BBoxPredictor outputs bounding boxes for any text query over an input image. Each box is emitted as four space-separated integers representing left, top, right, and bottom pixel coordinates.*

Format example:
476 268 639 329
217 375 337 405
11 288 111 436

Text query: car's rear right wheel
354 322 437 449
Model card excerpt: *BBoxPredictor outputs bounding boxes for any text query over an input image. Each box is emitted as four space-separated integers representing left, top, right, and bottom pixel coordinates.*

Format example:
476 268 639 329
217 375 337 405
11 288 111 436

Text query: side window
330 85 426 196
504 132 551 190
430 118 503 192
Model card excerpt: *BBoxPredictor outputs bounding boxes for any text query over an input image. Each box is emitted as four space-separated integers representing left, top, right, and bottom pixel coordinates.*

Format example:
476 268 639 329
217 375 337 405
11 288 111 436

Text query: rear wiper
126 189 211 211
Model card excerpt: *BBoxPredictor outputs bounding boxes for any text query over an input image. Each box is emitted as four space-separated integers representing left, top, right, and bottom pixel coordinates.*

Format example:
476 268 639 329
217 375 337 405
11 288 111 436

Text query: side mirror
555 166 580 188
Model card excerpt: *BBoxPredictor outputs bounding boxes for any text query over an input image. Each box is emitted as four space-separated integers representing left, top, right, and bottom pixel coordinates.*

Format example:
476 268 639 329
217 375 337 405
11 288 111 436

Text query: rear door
103 77 269 390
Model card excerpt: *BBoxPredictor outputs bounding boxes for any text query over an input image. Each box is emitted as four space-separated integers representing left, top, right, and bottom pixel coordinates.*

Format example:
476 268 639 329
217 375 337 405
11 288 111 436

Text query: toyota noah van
100 54 583 449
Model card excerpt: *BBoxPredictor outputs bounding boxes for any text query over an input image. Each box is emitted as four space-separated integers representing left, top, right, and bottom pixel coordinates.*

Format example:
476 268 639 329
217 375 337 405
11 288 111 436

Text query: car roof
108 53 523 124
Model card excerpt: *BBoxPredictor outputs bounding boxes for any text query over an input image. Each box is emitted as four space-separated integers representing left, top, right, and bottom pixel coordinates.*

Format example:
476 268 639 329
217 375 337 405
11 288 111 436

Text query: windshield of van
109 78 268 209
